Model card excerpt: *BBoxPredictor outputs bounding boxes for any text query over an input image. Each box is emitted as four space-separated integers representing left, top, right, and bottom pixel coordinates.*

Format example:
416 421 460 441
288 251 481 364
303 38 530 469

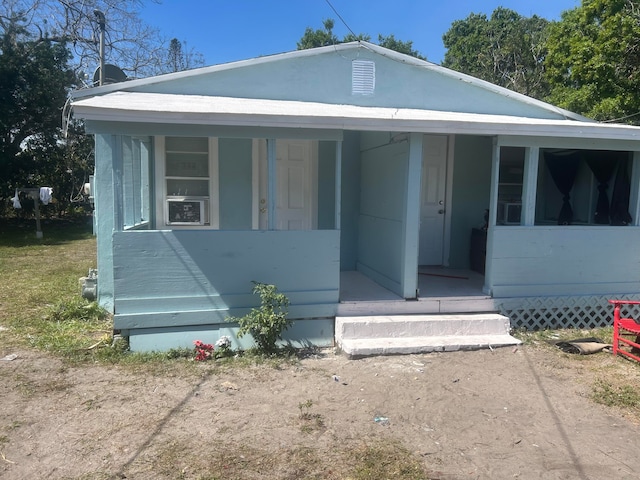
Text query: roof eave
72 106 640 142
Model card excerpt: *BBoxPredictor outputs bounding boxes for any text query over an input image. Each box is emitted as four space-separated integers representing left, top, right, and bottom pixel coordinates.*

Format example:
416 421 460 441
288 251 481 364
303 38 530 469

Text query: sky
140 0 581 67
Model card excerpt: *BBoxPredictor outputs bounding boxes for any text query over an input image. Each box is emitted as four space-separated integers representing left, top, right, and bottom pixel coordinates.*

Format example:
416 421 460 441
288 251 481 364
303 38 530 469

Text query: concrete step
335 313 521 358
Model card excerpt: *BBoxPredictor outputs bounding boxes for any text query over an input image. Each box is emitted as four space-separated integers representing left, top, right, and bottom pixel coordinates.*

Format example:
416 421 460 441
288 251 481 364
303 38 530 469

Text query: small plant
193 340 214 361
298 399 325 433
227 282 291 354
298 399 314 419
215 335 233 357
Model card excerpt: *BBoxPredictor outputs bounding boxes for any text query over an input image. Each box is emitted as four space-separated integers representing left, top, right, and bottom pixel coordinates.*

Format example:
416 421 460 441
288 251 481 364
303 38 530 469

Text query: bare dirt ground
1 343 639 480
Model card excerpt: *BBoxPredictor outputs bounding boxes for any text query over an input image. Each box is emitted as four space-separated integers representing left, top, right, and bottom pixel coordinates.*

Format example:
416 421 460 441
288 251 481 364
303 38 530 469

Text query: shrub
228 282 291 353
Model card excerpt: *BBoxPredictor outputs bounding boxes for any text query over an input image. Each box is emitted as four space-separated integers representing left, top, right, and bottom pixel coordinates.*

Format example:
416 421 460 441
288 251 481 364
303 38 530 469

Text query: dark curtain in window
544 151 581 225
610 156 633 226
584 151 618 224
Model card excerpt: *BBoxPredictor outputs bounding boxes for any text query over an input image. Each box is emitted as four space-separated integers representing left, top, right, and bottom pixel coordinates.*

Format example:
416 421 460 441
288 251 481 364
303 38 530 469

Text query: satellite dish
93 64 128 86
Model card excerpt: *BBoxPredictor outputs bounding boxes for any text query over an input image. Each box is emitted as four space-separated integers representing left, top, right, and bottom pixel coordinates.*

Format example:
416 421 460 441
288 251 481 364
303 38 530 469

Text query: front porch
338 268 497 316
336 269 520 358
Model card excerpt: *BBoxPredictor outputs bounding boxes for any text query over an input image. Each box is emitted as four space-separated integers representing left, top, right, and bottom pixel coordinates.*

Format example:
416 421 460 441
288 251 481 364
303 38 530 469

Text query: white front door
419 135 448 265
258 139 316 230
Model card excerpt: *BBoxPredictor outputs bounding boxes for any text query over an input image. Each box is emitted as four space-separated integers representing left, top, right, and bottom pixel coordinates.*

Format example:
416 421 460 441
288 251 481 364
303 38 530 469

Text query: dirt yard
1 342 639 480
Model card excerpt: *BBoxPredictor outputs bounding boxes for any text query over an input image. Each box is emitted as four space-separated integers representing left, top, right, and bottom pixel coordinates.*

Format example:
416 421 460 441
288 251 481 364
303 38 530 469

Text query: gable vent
352 60 375 95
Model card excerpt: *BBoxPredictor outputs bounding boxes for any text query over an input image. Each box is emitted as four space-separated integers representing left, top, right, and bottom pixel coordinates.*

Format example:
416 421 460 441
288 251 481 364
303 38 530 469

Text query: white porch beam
483 138 501 296
112 135 124 231
267 139 276 230
335 141 342 230
522 147 539 226
631 151 640 226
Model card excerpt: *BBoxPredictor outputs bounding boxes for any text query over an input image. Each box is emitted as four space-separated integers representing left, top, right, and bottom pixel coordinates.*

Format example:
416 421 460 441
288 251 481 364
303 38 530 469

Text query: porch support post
335 140 342 229
630 151 640 226
484 137 501 295
522 147 539 226
267 138 276 230
401 133 423 299
112 135 124 232
94 134 116 312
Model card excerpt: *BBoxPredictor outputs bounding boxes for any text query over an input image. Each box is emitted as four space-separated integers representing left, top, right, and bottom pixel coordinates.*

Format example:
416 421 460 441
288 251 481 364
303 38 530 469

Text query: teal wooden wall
339 131 362 270
112 230 340 330
356 132 409 295
318 140 337 229
488 226 640 297
219 138 253 230
449 135 493 268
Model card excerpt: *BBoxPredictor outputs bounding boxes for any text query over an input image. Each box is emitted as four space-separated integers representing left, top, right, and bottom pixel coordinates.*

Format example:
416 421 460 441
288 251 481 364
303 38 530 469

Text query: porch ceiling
72 91 640 142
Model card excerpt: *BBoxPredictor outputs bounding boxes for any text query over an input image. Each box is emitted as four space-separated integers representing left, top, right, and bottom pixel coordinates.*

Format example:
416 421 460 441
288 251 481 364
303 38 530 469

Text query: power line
601 110 640 123
325 0 357 38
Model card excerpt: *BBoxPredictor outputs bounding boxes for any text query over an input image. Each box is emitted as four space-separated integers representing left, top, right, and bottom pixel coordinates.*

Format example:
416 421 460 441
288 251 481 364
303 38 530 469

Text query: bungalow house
70 41 640 353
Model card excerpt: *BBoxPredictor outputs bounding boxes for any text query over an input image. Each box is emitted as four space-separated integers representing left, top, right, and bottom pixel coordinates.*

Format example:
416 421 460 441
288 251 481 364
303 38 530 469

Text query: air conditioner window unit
498 202 522 225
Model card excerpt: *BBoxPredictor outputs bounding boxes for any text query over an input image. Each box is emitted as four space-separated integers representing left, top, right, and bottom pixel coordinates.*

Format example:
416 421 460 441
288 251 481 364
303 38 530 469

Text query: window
536 148 632 226
497 147 524 225
162 136 218 227
122 136 151 230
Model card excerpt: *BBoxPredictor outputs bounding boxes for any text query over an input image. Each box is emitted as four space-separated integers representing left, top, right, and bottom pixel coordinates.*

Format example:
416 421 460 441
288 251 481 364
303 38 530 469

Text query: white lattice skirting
496 294 640 330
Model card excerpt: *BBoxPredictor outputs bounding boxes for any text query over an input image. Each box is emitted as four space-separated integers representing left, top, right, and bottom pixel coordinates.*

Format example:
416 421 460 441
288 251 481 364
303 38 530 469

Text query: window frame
154 136 219 230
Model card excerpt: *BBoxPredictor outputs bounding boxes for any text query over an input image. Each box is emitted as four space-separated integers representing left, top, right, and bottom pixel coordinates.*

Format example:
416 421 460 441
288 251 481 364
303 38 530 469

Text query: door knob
438 209 444 214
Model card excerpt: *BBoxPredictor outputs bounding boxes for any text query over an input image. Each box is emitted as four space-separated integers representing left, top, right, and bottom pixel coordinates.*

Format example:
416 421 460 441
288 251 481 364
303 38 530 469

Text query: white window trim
154 136 219 230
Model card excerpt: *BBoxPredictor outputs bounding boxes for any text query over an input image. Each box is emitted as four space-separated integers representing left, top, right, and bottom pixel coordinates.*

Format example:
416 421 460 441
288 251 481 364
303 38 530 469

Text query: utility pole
94 10 106 86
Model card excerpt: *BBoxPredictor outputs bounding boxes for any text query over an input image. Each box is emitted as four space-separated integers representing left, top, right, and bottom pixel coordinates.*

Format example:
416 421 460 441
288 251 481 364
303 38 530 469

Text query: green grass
591 378 640 411
514 326 614 347
0 217 104 358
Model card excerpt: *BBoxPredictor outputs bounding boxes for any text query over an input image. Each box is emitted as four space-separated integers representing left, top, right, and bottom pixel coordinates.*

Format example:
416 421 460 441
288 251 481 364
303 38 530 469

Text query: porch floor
338 268 496 316
337 269 518 357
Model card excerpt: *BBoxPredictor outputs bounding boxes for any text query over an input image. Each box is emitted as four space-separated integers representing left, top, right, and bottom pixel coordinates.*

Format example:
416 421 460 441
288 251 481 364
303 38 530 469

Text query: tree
0 0 204 80
0 19 83 211
442 7 550 99
545 0 640 122
297 19 425 60
1 1 205 217
377 34 425 60
162 38 204 73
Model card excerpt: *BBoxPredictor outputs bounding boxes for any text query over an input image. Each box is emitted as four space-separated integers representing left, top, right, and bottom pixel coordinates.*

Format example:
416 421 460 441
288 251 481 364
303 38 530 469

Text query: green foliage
545 0 640 122
298 399 325 433
0 21 82 201
297 18 341 49
46 297 107 323
228 282 292 354
442 7 550 98
377 34 426 60
297 18 425 59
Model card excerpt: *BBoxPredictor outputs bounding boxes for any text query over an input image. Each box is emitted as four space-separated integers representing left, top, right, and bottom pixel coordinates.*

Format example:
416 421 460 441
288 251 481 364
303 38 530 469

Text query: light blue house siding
126 48 568 120
338 131 362 271
356 131 410 295
218 138 253 230
112 230 339 350
448 135 493 269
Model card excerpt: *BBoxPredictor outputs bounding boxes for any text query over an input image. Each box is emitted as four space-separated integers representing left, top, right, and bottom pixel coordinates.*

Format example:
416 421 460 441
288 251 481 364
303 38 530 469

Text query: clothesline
10 187 54 239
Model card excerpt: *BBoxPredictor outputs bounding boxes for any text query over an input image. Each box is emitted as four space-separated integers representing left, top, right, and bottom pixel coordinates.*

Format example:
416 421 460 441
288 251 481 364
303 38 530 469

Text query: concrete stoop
335 313 522 358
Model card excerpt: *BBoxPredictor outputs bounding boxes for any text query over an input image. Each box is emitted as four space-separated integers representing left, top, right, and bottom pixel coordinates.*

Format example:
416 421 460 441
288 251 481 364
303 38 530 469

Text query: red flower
193 339 214 361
